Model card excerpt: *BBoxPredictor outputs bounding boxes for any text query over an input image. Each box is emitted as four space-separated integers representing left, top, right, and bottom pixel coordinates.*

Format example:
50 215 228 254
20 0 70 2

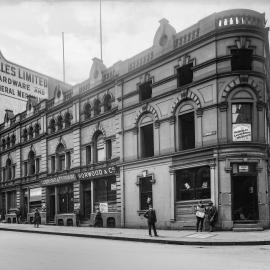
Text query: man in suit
144 205 158 237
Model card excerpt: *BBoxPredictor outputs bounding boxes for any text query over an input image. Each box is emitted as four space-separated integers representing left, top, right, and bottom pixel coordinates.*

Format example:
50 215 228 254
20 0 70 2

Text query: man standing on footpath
144 205 158 237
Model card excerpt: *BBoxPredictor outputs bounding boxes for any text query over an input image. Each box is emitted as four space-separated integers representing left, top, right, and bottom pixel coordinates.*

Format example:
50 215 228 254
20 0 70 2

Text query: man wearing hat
207 201 218 232
144 205 158 237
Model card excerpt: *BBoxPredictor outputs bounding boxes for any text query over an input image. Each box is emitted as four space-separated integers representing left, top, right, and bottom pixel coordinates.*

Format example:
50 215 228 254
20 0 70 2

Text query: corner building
1 9 270 230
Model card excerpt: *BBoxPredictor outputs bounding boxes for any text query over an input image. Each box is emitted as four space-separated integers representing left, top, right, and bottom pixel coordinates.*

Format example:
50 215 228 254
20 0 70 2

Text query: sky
0 0 269 85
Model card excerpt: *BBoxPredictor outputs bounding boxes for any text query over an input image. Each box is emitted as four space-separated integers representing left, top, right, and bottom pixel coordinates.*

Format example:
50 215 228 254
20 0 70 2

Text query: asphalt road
0 231 269 270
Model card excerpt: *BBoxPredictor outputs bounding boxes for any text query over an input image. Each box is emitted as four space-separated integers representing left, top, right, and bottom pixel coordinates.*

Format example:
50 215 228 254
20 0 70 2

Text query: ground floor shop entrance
232 175 258 222
47 187 55 222
81 182 91 219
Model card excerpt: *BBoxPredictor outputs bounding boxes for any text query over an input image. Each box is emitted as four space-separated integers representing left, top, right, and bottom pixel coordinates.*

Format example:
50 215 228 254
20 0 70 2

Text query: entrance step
47 222 56 226
233 223 263 232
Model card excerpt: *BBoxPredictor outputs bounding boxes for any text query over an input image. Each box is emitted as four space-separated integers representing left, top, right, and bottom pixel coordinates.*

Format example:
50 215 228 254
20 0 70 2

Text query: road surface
0 231 269 270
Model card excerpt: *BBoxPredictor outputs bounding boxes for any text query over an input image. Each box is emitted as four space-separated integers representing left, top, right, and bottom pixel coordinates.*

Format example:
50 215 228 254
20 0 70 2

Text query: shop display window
29 188 42 212
58 184 74 213
176 166 210 201
7 190 16 209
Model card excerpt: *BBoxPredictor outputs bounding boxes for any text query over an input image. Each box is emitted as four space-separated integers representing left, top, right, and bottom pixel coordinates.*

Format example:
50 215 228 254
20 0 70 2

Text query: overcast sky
0 0 269 85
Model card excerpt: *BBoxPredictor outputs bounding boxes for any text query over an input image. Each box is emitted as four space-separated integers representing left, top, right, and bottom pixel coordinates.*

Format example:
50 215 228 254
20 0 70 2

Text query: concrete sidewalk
0 223 270 246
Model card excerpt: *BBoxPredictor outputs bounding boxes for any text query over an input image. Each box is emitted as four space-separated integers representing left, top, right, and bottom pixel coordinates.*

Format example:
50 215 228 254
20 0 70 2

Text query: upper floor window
139 81 152 102
96 133 105 162
2 139 6 151
104 94 112 112
84 103 91 119
6 136 10 149
64 112 72 128
11 134 16 146
176 166 210 201
28 151 35 175
28 126 34 140
34 123 40 137
6 159 12 181
232 103 252 141
177 103 195 150
94 99 101 116
23 128 28 142
56 143 66 171
86 145 91 165
49 119 56 134
57 115 63 130
106 139 112 160
177 63 193 87
139 114 154 158
231 49 252 71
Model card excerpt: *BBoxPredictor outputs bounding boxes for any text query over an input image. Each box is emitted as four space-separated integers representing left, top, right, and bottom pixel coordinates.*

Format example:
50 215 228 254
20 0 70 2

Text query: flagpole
62 32 66 83
99 0 103 61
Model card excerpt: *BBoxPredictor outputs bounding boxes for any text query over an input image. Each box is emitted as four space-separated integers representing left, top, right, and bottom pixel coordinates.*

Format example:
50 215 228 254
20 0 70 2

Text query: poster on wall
0 51 48 102
232 124 251 141
99 202 108 213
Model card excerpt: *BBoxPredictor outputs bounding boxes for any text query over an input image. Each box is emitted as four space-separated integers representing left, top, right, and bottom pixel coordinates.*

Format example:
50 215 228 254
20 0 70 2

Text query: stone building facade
0 9 270 230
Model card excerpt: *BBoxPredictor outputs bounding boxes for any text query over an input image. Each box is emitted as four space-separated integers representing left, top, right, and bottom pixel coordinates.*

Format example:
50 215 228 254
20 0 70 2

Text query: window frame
139 80 152 102
177 63 193 87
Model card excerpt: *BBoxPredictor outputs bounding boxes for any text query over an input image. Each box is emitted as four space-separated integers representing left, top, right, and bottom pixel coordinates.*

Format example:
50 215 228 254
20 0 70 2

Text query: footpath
0 223 270 246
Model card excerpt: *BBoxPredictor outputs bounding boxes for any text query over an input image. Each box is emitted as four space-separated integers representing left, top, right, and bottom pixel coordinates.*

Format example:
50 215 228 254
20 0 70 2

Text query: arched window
57 115 63 130
49 119 56 134
56 143 66 171
28 126 34 140
138 114 154 158
23 128 28 142
227 88 256 142
34 123 40 137
6 159 12 180
11 134 16 146
104 94 112 112
2 139 6 150
28 151 35 175
6 136 11 149
84 103 91 119
94 99 101 116
64 112 72 128
176 102 195 150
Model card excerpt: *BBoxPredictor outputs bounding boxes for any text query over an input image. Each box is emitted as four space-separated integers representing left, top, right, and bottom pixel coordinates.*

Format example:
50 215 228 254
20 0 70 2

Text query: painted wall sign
0 52 48 101
41 174 76 186
232 124 251 141
77 166 117 180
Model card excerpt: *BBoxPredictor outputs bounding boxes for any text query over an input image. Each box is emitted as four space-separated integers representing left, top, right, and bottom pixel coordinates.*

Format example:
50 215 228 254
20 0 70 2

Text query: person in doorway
195 201 205 232
33 208 41 228
144 205 158 237
207 201 218 232
94 209 103 227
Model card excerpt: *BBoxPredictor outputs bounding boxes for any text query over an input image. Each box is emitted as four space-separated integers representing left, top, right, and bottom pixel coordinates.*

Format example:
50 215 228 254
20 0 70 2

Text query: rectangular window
106 140 112 160
66 152 71 170
97 140 105 163
231 49 252 71
58 154 65 171
24 162 28 177
179 112 195 150
36 158 40 173
7 191 16 209
94 178 117 211
176 166 210 201
12 165 16 179
232 103 252 141
140 176 153 210
139 81 152 101
51 156 55 173
3 168 6 181
141 124 154 158
86 145 91 165
177 63 193 87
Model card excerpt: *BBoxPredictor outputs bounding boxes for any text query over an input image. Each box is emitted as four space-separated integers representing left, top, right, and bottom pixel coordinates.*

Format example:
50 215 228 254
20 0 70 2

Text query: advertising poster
232 124 251 141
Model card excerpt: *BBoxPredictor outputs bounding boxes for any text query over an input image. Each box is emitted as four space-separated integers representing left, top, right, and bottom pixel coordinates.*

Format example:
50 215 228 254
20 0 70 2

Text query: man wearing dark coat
144 205 158 237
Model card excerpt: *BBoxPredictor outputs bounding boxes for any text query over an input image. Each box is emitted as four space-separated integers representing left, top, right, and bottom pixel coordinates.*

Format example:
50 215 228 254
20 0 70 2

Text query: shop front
41 173 77 226
77 166 120 227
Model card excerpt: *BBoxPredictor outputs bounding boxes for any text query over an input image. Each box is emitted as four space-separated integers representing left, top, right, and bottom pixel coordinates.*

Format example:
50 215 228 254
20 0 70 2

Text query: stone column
170 170 176 221
196 109 203 147
91 181 94 213
55 186 58 219
90 142 94 164
210 162 216 205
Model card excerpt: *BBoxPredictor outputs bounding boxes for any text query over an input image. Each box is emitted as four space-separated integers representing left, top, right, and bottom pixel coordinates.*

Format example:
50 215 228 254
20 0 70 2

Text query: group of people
142 199 218 236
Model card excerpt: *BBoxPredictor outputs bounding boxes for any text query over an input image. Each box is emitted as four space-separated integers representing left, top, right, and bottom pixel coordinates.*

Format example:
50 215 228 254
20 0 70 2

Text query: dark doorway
232 175 258 222
82 183 91 219
49 195 55 221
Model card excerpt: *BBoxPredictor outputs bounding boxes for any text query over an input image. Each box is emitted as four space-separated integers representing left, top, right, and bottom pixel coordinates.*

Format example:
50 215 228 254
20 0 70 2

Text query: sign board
239 165 249 173
41 174 76 186
232 124 251 141
77 166 117 180
29 187 42 202
99 202 108 213
0 51 48 101
111 183 117 190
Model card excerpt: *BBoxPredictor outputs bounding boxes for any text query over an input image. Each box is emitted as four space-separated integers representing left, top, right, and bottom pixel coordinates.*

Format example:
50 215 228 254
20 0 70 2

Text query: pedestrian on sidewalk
94 209 103 227
144 205 158 237
33 208 41 228
195 201 205 232
207 201 218 232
